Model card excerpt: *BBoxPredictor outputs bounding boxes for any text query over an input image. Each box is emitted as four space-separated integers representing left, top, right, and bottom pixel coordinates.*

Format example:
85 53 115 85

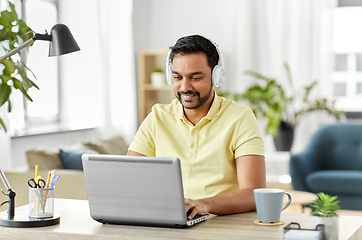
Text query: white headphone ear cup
166 63 172 85
212 65 225 87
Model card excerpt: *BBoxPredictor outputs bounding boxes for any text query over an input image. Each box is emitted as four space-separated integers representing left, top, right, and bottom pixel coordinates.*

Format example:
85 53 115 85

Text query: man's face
171 52 213 110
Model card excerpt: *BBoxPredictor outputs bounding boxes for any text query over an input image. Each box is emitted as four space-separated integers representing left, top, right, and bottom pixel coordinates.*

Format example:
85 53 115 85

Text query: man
128 35 265 219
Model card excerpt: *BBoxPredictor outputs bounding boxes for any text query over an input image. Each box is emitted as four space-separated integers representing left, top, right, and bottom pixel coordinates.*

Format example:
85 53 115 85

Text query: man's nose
180 78 193 92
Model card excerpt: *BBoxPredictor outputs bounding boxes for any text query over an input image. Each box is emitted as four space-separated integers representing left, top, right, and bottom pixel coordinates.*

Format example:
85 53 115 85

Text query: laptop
82 154 210 228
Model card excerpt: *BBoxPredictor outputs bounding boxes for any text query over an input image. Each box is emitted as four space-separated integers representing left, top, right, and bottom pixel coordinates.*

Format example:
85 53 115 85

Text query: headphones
165 35 225 87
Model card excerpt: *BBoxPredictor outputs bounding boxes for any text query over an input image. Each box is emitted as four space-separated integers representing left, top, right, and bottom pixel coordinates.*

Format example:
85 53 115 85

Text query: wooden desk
0 199 361 240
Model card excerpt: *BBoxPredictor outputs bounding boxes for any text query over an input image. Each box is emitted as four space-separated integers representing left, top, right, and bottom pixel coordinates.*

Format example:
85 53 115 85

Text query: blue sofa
289 124 362 210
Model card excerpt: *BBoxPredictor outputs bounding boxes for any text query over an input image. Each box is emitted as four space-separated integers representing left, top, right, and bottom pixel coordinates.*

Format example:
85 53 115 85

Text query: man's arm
127 150 145 156
185 155 266 219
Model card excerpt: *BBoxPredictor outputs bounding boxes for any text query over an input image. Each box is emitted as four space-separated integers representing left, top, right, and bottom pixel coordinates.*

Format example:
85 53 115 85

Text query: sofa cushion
59 149 84 170
26 148 64 170
306 170 362 195
83 136 128 155
26 143 94 170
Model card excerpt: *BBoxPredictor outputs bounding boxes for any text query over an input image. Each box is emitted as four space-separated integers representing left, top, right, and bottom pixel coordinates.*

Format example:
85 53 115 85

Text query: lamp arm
0 37 35 63
0 32 54 63
0 169 11 191
0 169 15 219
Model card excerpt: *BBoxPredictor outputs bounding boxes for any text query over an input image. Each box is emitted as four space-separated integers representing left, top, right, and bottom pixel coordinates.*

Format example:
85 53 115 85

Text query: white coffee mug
254 188 292 223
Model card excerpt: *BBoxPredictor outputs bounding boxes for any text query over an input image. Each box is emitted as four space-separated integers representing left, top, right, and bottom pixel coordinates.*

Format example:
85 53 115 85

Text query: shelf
138 49 172 125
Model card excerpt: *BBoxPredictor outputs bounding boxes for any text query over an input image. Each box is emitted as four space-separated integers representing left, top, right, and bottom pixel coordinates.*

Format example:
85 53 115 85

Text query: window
5 0 59 134
24 0 59 124
332 6 362 114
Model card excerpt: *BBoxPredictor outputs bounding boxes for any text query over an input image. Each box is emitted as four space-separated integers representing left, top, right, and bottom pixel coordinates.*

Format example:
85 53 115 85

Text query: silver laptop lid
82 154 188 227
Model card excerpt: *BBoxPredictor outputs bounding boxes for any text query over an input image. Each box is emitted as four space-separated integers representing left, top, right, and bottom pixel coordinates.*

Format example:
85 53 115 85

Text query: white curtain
97 0 137 143
224 0 337 153
59 0 137 144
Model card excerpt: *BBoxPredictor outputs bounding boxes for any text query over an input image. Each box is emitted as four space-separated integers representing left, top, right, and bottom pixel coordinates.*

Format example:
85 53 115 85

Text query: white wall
133 0 243 87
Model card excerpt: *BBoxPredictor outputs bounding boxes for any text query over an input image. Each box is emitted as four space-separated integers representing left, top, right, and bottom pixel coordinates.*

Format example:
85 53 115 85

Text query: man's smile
179 91 199 102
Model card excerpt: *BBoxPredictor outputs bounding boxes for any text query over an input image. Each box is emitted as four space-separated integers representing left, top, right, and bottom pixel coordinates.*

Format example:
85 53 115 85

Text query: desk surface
0 198 362 240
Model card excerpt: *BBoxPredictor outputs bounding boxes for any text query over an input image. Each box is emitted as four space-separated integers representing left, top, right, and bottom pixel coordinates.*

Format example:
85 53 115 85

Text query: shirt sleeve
128 112 156 156
234 108 265 158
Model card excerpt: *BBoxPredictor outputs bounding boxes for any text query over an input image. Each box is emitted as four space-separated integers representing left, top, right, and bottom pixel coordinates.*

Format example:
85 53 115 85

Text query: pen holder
29 187 54 218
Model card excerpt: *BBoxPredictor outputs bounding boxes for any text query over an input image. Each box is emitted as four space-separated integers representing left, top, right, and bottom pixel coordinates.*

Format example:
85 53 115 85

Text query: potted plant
310 192 340 240
150 67 165 88
221 62 344 151
0 1 36 132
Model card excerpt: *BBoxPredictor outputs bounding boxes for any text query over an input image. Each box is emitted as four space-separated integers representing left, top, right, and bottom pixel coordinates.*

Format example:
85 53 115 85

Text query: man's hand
185 155 265 217
185 198 209 220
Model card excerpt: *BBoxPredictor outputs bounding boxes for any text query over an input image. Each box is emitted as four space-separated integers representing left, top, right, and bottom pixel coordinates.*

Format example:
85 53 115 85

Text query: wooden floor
266 182 362 217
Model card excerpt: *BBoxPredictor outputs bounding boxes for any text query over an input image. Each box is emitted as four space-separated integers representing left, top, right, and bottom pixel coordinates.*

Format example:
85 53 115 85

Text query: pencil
35 165 38 182
34 165 39 213
43 172 52 209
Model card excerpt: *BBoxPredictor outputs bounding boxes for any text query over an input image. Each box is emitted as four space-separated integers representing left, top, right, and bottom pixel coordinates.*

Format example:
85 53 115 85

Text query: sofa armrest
289 149 319 192
1 168 86 208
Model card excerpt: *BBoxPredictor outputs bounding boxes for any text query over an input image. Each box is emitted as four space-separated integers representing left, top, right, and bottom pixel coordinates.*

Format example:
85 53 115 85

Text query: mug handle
281 192 292 211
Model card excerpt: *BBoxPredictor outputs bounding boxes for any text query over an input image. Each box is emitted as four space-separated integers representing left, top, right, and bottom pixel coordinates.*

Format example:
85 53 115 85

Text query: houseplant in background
0 1 36 132
150 67 165 88
221 62 344 151
310 192 340 240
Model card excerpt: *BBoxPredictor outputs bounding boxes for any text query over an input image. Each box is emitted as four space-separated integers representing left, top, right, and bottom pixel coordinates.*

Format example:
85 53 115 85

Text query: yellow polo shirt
129 94 264 199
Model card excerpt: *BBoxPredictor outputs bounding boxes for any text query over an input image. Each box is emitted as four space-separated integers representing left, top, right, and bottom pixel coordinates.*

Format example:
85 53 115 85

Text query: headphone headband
166 35 225 87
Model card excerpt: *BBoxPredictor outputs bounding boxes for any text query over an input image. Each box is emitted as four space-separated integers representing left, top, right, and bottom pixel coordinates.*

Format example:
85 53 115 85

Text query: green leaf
0 10 16 27
7 99 11 112
8 1 18 20
2 58 15 76
18 63 38 90
0 30 12 42
0 16 10 28
11 77 33 102
0 117 7 132
0 82 11 106
17 19 33 41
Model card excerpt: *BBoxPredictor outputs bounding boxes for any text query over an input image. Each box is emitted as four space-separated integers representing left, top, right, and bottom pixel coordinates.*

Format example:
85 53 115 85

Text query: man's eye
173 76 181 80
192 77 202 81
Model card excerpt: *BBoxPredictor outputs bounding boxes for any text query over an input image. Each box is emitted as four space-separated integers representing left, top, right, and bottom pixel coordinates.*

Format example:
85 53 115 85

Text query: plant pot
273 121 294 151
311 216 339 240
150 72 165 88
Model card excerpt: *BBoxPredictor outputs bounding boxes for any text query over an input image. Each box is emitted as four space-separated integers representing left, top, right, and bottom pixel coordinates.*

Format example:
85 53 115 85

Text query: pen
49 175 60 188
48 169 55 186
43 172 52 208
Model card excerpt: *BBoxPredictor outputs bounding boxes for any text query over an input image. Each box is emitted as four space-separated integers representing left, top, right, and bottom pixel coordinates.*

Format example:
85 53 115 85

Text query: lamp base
0 211 60 228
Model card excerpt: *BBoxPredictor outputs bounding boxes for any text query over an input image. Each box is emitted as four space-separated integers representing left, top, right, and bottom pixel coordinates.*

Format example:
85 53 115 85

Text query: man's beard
176 84 213 110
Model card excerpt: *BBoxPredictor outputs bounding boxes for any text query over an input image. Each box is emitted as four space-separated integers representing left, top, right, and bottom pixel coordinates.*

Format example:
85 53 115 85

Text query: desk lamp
0 24 79 227
0 169 15 218
0 23 80 63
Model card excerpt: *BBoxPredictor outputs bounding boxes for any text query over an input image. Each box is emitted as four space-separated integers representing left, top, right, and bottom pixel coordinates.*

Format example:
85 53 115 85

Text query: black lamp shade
49 24 80 57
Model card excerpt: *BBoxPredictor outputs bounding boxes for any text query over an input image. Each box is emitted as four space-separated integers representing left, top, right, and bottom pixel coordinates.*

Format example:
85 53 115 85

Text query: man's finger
188 208 198 220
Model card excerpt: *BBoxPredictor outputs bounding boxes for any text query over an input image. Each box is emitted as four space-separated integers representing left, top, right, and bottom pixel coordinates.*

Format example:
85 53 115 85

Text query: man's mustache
177 91 200 97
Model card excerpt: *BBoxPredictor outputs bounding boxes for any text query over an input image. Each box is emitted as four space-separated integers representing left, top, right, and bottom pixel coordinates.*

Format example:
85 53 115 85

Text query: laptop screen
82 154 189 227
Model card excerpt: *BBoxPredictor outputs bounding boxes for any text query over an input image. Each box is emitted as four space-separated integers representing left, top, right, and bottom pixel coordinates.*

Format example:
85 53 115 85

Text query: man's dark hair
169 35 219 70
